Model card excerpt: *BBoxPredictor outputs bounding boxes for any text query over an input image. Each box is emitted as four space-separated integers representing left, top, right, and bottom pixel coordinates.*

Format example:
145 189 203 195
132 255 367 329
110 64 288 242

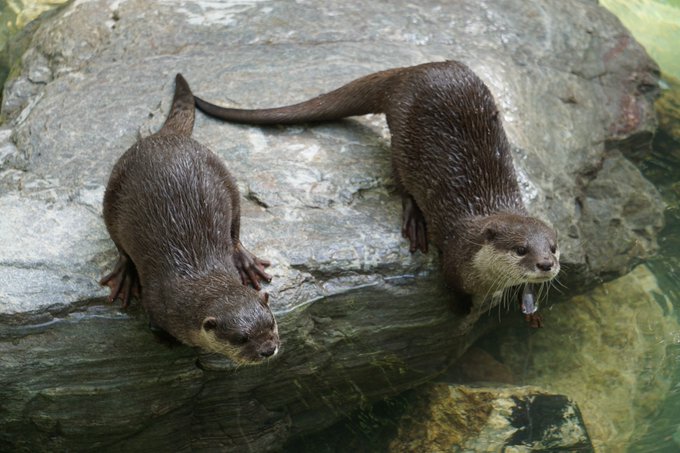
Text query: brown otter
100 74 280 362
194 61 560 321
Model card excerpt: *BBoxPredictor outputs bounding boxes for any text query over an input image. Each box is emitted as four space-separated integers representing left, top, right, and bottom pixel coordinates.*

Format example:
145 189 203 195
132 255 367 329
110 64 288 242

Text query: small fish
521 284 543 328
521 284 537 315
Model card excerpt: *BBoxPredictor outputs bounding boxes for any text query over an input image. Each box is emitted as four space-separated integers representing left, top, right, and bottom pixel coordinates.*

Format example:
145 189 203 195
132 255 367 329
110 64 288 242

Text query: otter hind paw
401 196 428 253
100 253 140 308
233 242 272 290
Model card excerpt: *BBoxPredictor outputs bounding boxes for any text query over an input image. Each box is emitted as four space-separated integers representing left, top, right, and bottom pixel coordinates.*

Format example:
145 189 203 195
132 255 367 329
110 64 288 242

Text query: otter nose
536 261 553 272
260 345 277 358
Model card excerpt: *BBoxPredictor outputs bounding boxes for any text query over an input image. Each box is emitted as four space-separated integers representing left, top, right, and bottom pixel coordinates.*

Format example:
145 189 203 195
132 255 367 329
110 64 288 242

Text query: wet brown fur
194 61 559 298
101 74 279 362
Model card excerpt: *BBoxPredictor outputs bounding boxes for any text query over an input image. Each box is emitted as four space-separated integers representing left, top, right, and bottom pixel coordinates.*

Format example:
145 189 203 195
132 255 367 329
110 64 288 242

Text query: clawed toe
401 196 428 253
100 253 140 308
234 242 272 289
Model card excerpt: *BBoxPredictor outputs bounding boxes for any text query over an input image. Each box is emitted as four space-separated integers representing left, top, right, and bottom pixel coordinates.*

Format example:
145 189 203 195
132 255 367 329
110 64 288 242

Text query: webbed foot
100 253 140 308
233 242 272 290
401 195 428 253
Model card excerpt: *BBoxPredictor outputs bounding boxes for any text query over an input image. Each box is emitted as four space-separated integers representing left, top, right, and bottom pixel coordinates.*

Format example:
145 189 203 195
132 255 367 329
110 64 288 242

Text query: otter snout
259 341 278 358
526 251 560 283
536 260 554 272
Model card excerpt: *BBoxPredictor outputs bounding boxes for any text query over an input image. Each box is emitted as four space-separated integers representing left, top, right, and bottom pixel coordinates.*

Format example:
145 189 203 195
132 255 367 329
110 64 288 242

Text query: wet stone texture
386 384 593 452
0 0 665 450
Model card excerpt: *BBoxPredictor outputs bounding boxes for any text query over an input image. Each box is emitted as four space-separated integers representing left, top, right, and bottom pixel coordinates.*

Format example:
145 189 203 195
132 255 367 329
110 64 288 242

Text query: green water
629 130 680 452
601 0 680 79
601 1 680 451
0 0 68 99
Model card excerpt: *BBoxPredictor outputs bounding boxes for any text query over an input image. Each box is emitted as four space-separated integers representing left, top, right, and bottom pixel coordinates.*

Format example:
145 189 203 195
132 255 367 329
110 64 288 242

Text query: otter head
192 283 280 365
460 213 560 295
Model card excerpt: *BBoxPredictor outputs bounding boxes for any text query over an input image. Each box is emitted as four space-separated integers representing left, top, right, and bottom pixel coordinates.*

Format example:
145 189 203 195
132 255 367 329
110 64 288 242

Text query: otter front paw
401 196 428 253
100 253 140 308
233 242 272 290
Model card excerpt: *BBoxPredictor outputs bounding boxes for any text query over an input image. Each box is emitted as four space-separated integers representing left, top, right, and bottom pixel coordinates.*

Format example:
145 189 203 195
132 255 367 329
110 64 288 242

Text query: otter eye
233 335 249 345
202 317 218 331
550 244 557 254
515 246 528 256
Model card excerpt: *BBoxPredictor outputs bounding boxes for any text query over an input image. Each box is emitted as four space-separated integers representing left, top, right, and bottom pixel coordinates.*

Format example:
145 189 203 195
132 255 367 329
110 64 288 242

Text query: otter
100 74 280 362
193 61 560 323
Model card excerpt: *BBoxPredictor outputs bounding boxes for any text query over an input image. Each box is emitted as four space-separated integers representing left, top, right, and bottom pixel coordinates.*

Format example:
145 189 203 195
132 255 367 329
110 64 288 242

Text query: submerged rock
494 265 679 450
387 384 593 452
0 0 665 450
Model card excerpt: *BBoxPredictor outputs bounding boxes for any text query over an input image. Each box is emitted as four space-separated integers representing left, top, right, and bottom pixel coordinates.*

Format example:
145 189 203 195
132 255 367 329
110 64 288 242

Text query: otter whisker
552 274 568 291
510 283 523 312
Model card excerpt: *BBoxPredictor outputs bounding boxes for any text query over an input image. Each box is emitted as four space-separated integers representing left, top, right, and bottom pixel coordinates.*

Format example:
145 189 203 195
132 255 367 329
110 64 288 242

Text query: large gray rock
0 0 663 450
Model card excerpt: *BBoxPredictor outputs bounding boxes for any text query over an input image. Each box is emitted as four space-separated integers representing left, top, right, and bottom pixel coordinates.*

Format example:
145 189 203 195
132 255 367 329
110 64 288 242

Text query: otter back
100 74 280 362
193 62 560 316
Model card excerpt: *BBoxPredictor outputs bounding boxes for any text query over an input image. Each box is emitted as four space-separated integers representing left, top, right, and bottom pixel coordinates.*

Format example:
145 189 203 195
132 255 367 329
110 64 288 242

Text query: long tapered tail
194 67 403 125
158 73 196 136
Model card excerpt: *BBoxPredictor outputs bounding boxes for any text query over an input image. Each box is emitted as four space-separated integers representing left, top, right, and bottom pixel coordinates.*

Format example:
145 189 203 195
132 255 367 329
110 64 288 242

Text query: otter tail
194 68 403 125
158 73 195 136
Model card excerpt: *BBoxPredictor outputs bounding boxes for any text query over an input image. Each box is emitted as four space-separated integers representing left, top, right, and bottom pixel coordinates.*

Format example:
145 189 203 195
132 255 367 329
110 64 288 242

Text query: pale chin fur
471 244 526 293
189 329 278 365
471 244 560 294
525 268 560 283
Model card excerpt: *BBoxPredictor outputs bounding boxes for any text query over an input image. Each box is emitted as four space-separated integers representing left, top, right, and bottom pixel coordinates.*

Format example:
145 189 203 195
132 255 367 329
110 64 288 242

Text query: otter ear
482 218 504 242
202 317 218 331
482 226 497 242
260 292 270 306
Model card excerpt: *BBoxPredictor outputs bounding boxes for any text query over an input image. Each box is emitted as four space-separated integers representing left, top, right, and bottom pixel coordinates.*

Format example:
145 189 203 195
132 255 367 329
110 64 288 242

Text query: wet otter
194 61 560 321
100 74 279 363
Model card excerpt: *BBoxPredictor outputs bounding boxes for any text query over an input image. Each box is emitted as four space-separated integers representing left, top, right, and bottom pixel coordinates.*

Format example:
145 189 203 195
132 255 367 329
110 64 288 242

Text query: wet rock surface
0 0 665 450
